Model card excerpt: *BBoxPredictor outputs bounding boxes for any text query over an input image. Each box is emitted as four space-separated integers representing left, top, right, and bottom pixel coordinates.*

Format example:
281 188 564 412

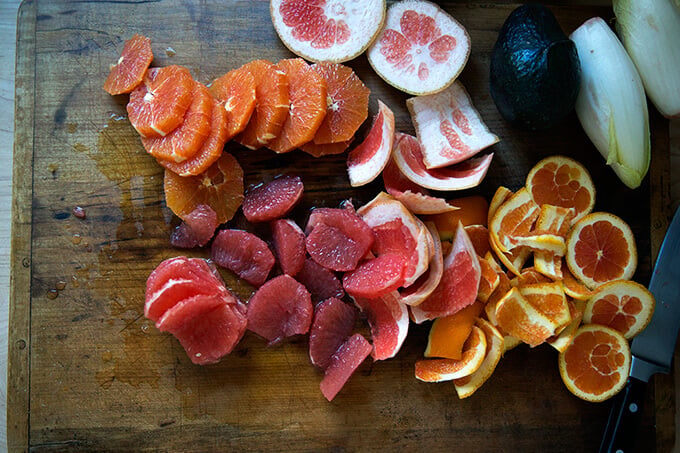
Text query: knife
599 205 680 453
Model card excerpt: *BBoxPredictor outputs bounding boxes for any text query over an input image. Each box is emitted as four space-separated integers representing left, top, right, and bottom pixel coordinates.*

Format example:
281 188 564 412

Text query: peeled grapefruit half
367 0 470 95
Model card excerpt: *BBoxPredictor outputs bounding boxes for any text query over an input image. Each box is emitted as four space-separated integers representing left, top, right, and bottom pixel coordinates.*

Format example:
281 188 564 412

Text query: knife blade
599 205 680 453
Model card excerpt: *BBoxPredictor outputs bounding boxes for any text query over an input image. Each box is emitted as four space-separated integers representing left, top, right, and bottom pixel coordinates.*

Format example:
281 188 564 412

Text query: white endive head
613 0 680 118
570 17 650 190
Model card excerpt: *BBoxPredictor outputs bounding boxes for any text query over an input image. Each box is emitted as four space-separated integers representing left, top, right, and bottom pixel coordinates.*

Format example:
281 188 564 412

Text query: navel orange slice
103 33 153 95
453 318 504 398
495 286 557 347
347 100 395 187
209 65 257 140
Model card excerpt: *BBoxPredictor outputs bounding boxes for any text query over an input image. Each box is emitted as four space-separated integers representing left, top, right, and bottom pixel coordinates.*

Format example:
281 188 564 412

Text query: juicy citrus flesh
424 301 484 360
416 325 487 382
209 65 257 140
103 33 153 95
453 318 504 398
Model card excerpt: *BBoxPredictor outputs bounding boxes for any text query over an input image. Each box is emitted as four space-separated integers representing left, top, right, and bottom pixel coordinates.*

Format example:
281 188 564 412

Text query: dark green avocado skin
490 3 581 131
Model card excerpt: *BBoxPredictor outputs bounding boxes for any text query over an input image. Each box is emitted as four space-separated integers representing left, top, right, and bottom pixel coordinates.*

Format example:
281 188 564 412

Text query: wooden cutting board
9 0 674 451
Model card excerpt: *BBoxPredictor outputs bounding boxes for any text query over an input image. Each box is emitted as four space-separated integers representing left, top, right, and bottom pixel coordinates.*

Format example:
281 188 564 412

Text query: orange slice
453 318 504 398
416 325 487 382
209 65 257 140
424 301 484 360
495 286 557 347
518 282 571 332
477 257 500 304
310 62 370 144
583 280 655 340
510 267 551 287
103 33 153 95
236 59 290 149
300 137 353 157
127 65 194 138
548 299 585 353
488 187 540 254
525 155 595 224
558 324 631 402
141 81 213 163
566 212 638 290
158 99 229 177
267 58 328 153
163 152 244 224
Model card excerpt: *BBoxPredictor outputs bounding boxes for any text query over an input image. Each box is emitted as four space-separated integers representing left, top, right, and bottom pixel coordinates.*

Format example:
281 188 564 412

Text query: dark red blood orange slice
353 291 410 360
246 274 314 346
296 257 345 303
309 297 357 370
127 65 194 138
158 99 229 177
242 175 304 223
305 207 375 272
267 58 328 154
271 219 307 277
320 333 373 401
103 33 153 95
343 253 407 299
208 65 257 140
142 81 213 163
211 229 275 287
397 221 444 306
170 204 218 249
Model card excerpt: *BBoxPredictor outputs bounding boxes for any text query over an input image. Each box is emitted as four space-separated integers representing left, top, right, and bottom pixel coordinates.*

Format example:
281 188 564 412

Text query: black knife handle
598 376 647 453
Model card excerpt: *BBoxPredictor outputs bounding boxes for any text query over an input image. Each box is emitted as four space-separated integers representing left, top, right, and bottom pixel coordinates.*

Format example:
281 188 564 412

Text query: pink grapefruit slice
353 291 410 361
382 158 455 215
320 333 372 401
309 297 358 370
396 221 444 306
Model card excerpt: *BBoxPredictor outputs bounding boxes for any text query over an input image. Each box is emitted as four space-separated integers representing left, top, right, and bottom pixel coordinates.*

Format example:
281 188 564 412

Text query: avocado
490 4 581 131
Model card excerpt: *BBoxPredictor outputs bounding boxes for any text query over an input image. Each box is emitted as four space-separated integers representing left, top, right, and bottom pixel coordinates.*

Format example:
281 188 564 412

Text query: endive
570 18 650 190
614 0 680 118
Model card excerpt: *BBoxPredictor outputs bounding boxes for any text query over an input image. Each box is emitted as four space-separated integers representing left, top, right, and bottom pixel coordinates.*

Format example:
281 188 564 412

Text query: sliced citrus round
367 0 471 95
158 98 229 176
236 59 290 149
103 33 153 95
163 152 244 224
525 155 595 224
347 100 395 187
127 65 194 138
561 262 598 300
566 212 638 290
208 65 257 140
142 80 213 163
416 325 487 382
270 0 386 63
453 318 504 399
267 58 328 153
583 280 655 340
558 324 631 402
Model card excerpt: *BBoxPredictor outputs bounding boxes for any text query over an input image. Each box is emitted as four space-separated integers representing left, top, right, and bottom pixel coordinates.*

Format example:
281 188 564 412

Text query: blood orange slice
320 333 372 401
367 0 471 95
583 280 655 340
407 81 499 168
346 100 395 187
453 318 504 399
415 325 487 382
103 33 153 95
565 212 638 290
142 80 213 163
310 62 370 144
236 60 290 149
392 133 493 191
242 175 304 223
208 65 257 140
309 297 357 370
526 155 595 224
163 152 244 224
558 324 631 402
353 291 410 360
267 58 328 153
271 219 306 277
211 229 275 287
246 274 313 346
382 158 455 215
270 0 386 63
127 65 194 138
424 301 484 360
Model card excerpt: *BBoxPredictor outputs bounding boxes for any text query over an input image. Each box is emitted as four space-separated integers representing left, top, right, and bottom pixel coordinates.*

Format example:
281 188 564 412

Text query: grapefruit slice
145 256 224 301
103 33 153 95
343 253 408 299
309 297 358 370
410 222 481 324
267 58 328 153
163 152 244 225
310 62 370 144
353 291 410 360
170 204 218 249
320 333 372 401
127 65 194 138
367 0 471 95
488 187 540 254
453 318 504 399
392 133 493 191
209 65 257 140
236 60 290 149
382 158 455 215
518 282 571 333
211 229 276 287
559 324 631 402
296 257 345 303
583 280 655 340
346 100 395 187
270 0 386 63
271 219 307 277
416 325 487 382
396 221 444 306
565 212 638 290
246 274 314 346
407 81 499 168
242 175 304 223
525 155 595 224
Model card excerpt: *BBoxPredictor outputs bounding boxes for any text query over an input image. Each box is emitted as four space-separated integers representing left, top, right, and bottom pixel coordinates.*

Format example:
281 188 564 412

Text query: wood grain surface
8 1 675 451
